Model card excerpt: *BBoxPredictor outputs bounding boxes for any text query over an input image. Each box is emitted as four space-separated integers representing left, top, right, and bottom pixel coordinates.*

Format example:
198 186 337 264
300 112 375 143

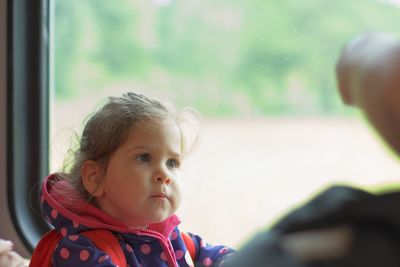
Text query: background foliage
54 0 400 116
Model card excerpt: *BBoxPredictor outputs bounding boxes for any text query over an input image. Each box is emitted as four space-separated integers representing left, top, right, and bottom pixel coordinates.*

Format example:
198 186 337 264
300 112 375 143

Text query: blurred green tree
54 0 400 116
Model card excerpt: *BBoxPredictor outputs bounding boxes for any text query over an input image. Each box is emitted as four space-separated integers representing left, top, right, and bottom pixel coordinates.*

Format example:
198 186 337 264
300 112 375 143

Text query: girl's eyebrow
169 151 182 158
126 145 182 158
126 145 148 154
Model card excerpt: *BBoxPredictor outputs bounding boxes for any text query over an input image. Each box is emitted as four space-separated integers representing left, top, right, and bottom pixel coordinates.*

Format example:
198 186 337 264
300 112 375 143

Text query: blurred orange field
178 118 400 248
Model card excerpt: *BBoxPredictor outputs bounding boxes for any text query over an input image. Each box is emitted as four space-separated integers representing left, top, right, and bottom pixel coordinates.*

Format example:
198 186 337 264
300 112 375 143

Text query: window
52 0 400 247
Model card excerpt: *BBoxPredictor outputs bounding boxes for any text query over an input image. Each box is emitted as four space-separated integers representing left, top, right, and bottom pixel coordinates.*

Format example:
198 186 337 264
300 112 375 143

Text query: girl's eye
136 153 151 162
166 159 179 169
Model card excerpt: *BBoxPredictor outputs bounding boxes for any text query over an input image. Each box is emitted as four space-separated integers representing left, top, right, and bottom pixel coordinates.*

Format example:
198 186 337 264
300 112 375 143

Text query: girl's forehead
132 118 179 133
124 118 182 147
112 116 190 158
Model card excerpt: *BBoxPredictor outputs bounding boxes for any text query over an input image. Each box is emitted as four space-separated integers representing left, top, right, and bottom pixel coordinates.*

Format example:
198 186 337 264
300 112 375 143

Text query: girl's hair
52 92 199 209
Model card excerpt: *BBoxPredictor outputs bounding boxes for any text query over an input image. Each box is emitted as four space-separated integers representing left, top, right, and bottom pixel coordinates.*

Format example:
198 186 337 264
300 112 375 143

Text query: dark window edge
7 0 51 253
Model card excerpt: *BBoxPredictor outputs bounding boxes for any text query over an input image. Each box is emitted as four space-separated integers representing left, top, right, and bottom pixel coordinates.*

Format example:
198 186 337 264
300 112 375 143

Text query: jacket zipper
135 229 178 267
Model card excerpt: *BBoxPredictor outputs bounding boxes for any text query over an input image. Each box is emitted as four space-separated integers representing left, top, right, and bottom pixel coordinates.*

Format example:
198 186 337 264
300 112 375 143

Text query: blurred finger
0 240 13 254
8 251 27 266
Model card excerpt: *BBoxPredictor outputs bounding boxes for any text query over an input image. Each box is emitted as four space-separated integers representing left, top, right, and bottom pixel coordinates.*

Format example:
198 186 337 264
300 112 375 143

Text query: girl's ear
81 160 104 197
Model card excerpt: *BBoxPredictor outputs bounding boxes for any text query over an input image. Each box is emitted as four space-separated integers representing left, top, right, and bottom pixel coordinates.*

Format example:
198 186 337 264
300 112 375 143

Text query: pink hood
41 173 181 238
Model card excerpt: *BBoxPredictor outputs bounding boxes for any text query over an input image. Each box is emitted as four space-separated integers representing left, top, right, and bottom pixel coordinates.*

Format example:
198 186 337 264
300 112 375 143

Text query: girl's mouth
150 194 167 198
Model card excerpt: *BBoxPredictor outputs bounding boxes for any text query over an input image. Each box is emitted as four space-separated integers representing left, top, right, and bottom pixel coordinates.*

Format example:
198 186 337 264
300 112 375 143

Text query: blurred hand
336 32 400 156
0 239 29 267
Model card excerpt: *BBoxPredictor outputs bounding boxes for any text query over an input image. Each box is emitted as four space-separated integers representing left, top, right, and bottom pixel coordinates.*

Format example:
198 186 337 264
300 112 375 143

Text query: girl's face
95 118 183 229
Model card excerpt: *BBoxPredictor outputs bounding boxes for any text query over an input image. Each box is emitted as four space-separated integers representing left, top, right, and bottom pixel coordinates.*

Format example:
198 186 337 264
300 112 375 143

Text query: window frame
7 0 51 252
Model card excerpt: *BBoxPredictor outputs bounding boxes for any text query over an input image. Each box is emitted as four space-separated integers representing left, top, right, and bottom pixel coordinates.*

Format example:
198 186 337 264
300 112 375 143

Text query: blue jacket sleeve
52 235 117 267
188 232 236 267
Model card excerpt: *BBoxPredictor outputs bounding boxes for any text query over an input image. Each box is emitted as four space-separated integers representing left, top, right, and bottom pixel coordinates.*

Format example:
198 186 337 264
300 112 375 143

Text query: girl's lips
150 194 167 198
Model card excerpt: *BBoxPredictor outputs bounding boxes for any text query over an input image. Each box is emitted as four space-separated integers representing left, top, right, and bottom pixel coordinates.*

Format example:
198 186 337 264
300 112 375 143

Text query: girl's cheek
176 182 183 204
170 179 182 199
174 175 182 188
173 189 182 210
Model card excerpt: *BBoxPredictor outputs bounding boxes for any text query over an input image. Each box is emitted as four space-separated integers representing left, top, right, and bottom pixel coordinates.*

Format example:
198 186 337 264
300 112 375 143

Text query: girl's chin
127 224 148 230
124 215 171 229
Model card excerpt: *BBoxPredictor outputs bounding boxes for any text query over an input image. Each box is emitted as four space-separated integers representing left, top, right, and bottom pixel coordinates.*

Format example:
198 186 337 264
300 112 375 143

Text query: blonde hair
53 92 199 206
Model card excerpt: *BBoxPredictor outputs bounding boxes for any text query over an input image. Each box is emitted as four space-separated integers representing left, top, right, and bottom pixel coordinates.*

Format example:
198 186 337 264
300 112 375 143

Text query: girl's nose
155 172 171 185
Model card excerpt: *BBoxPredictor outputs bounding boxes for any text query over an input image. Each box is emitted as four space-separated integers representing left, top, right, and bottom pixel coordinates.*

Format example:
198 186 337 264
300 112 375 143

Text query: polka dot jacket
40 174 236 267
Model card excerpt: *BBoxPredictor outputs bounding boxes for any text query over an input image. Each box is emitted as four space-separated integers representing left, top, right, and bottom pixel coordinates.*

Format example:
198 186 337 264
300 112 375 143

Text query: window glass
52 0 400 246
